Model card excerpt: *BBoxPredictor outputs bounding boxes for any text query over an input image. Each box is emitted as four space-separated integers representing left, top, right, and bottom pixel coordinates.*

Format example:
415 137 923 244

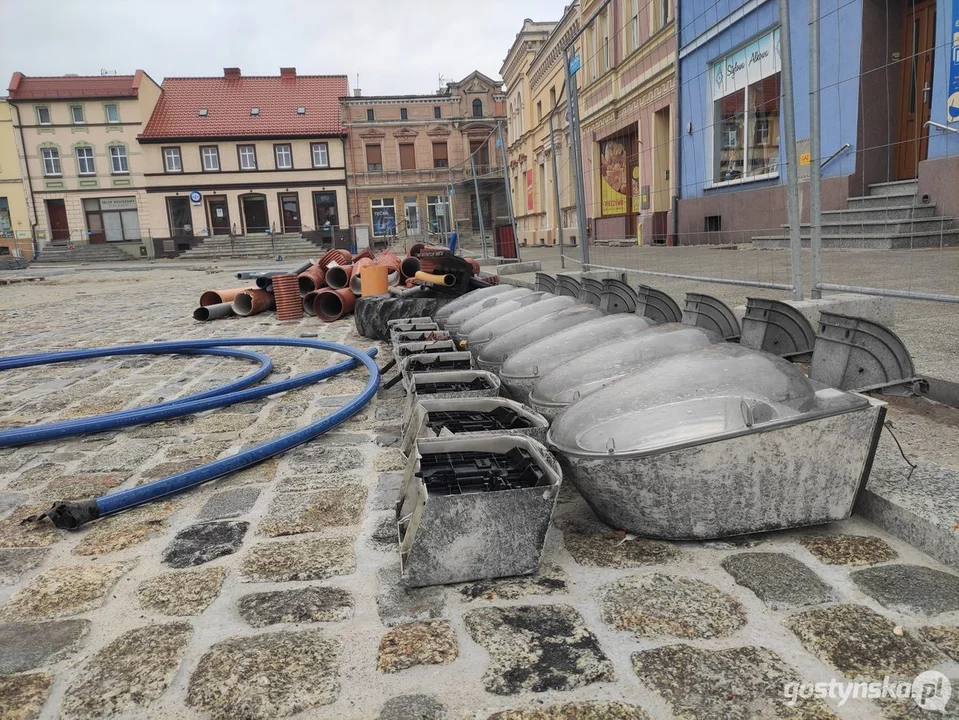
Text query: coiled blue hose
3 338 379 528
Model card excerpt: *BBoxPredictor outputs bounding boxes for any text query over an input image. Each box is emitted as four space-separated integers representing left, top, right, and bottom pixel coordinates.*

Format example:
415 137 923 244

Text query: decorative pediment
358 128 386 140
426 125 452 138
394 126 418 139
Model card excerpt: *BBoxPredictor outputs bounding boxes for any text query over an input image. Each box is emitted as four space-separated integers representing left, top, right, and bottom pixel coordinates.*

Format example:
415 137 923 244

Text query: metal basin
528 324 721 420
464 295 577 360
547 344 885 539
453 292 545 338
443 288 535 332
498 314 653 402
434 285 514 325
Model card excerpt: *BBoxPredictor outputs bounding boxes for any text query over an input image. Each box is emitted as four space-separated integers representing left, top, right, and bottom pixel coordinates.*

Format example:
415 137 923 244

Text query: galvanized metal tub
547 344 886 539
434 285 514 326
464 295 577 361
443 288 536 333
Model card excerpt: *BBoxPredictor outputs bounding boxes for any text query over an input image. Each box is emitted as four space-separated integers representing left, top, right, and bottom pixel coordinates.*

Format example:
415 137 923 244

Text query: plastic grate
406 356 472 372
425 407 533 434
415 377 492 394
416 448 547 495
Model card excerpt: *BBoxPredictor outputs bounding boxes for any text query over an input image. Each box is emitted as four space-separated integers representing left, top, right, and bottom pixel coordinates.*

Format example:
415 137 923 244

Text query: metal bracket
681 292 741 340
636 285 682 324
534 272 557 293
809 312 928 395
599 278 639 314
556 274 582 298
579 277 604 306
740 298 815 358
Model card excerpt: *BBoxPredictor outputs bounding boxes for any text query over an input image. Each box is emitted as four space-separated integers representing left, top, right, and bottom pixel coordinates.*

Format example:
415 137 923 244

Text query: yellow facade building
6 71 162 259
0 99 31 257
502 6 582 247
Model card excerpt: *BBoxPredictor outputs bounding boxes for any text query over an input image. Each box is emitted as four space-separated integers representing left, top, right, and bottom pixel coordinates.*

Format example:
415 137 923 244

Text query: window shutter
432 142 448 162
399 143 416 170
367 144 382 165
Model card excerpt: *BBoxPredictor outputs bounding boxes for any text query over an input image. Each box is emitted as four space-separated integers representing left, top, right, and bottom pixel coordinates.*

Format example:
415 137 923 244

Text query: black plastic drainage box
396 435 562 587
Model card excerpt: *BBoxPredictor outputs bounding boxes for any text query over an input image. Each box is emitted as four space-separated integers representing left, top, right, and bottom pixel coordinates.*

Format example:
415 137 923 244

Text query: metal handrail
820 142 850 169
925 121 959 135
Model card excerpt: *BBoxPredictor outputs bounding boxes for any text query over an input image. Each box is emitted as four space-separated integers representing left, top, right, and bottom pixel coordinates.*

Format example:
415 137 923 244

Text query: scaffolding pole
778 0 804 301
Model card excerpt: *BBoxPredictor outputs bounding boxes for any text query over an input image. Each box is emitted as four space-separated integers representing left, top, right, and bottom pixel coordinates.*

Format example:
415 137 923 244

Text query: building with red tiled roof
138 68 350 253
6 71 162 259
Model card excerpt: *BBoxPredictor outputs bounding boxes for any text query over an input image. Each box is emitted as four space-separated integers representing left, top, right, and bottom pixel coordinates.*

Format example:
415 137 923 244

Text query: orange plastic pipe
415 270 456 287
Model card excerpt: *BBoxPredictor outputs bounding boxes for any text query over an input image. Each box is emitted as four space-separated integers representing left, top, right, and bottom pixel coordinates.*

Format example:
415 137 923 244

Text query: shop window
366 144 383 171
427 195 450 236
85 197 141 241
371 198 396 236
313 191 338 228
711 28 781 184
0 197 12 238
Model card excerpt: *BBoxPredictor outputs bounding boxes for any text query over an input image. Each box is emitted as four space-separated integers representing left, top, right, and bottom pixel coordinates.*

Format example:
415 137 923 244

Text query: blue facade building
675 0 959 245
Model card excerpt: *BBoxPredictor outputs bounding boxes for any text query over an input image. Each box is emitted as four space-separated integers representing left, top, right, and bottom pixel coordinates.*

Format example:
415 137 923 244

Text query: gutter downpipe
673 5 682 246
11 104 39 259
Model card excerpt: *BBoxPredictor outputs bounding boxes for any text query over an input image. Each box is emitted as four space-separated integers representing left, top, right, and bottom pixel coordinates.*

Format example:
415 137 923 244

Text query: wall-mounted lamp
686 122 693 135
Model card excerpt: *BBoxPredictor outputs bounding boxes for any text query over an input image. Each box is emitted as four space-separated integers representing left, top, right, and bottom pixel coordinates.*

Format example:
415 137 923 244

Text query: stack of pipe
195 246 497 324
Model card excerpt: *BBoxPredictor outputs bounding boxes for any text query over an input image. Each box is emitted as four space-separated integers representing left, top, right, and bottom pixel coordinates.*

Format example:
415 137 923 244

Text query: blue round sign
189 191 202 204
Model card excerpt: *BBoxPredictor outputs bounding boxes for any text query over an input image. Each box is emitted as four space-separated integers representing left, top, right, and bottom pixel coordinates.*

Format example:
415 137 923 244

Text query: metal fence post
470 152 488 258
497 120 520 260
778 0 804 301
809 0 823 298
565 47 590 271
548 108 566 269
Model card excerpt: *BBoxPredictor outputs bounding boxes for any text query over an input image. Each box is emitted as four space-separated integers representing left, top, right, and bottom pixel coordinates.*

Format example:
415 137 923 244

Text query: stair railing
820 142 850 170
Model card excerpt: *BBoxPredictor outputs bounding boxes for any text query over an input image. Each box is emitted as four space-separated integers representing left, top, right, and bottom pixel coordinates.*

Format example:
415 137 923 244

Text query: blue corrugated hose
2 338 379 528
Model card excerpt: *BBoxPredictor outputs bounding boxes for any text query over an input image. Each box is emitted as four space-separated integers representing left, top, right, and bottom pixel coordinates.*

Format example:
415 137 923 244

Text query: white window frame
163 147 182 173
201 146 220 172
274 144 293 169
109 145 129 174
602 11 610 71
36 106 51 125
105 104 120 123
311 142 329 168
75 146 95 175
71 105 85 124
41 148 61 176
238 145 257 170
631 0 640 50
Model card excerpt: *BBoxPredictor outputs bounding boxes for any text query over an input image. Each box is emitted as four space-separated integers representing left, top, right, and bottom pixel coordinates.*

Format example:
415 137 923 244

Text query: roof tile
140 74 348 139
7 73 139 101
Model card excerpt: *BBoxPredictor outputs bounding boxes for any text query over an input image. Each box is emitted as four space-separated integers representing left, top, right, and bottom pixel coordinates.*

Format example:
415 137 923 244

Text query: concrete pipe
193 302 235 321
314 287 356 322
232 289 276 317
303 291 320 316
298 265 326 295
199 287 255 306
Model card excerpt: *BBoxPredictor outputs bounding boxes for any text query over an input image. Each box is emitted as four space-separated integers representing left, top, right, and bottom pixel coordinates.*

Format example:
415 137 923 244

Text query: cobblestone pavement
1 265 958 719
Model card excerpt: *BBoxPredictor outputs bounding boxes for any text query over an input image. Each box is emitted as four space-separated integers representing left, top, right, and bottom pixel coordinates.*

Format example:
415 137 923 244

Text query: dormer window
198 108 208 117
250 108 260 116
296 107 306 115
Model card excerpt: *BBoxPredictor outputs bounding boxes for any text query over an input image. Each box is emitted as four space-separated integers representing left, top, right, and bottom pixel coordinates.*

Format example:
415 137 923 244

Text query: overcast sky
1 0 567 95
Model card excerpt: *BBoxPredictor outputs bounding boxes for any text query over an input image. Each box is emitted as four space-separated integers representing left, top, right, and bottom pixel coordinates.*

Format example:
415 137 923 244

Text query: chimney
353 88 362 97
224 67 241 79
280 67 296 79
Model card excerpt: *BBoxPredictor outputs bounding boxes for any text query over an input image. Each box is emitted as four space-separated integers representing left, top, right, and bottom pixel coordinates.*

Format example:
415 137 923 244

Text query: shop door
280 194 301 234
895 0 936 180
46 199 70 243
242 195 269 234
404 196 420 235
208 198 231 235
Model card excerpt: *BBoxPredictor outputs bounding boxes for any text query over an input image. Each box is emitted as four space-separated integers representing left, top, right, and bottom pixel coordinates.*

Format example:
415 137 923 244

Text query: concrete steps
178 234 323 260
34 244 135 263
751 179 959 249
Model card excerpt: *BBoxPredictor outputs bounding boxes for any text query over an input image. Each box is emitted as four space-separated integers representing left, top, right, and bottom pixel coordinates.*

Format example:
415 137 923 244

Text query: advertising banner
600 139 628 215
949 1 959 122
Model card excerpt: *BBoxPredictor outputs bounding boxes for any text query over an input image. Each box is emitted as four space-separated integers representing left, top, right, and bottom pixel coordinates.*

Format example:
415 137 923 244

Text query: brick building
341 72 510 246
